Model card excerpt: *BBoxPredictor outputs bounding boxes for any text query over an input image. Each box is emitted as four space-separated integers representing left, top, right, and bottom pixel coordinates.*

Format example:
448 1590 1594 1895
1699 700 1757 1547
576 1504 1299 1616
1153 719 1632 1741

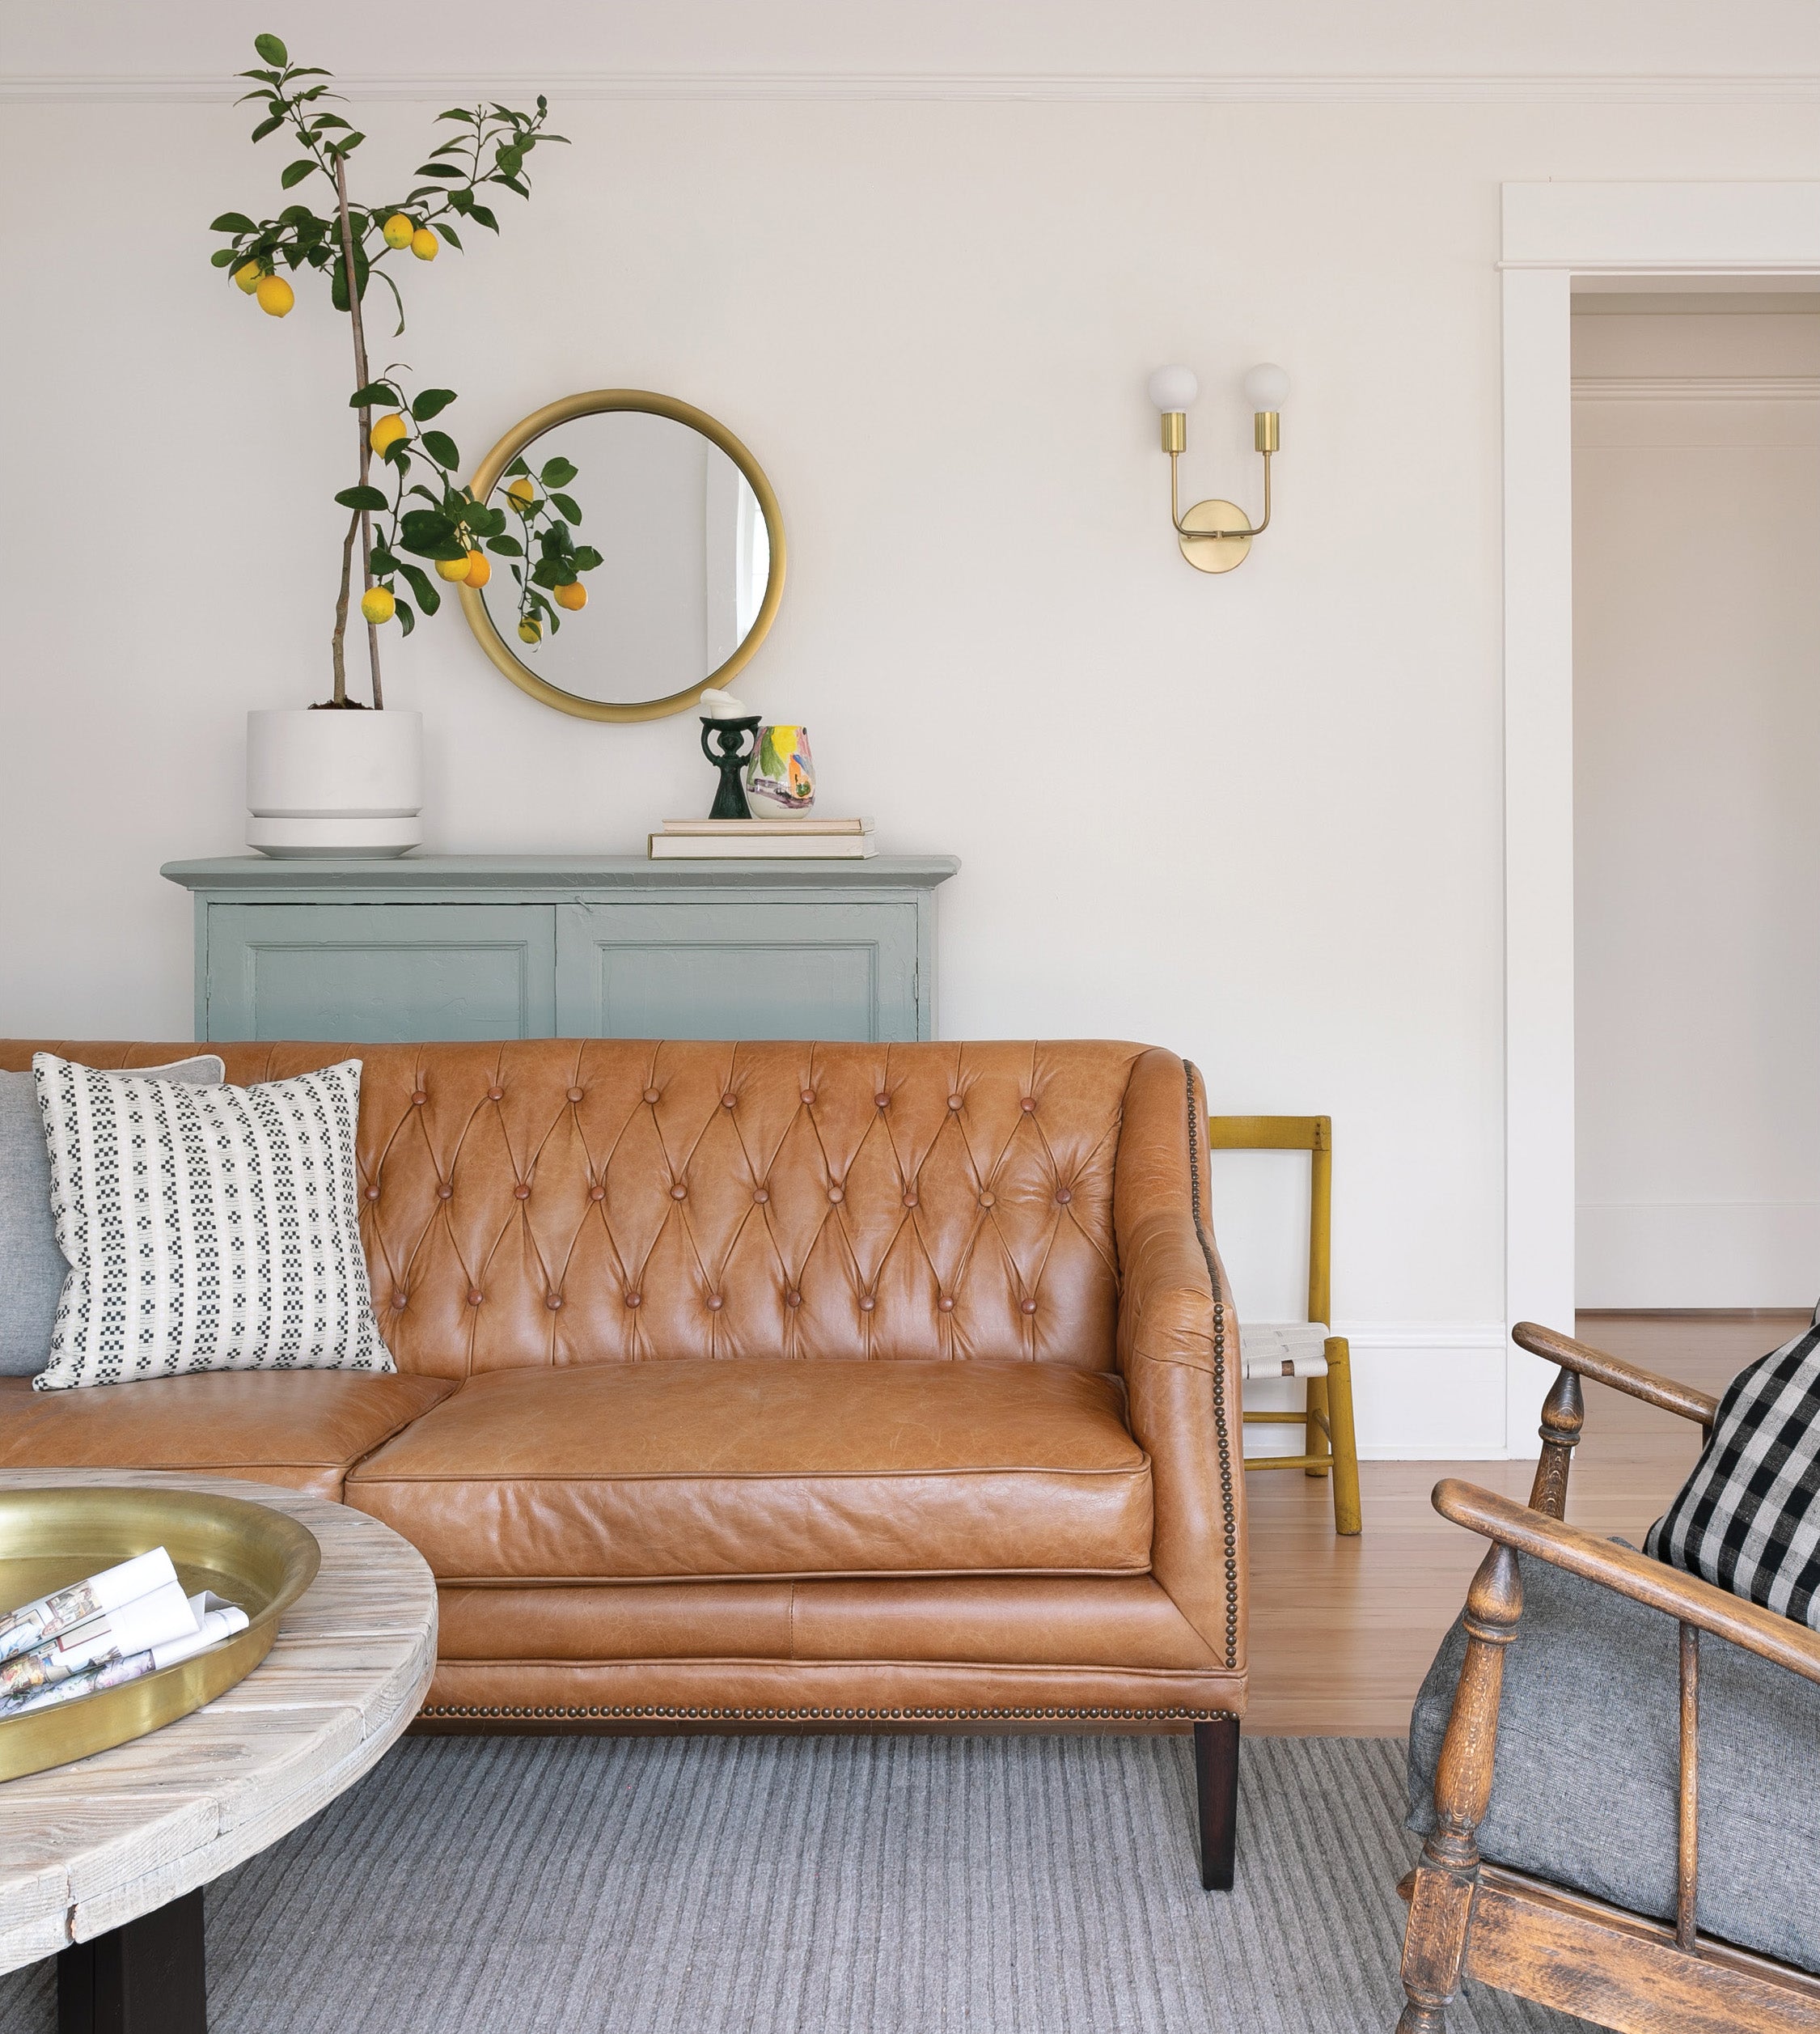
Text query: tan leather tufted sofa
0 1039 1248 1884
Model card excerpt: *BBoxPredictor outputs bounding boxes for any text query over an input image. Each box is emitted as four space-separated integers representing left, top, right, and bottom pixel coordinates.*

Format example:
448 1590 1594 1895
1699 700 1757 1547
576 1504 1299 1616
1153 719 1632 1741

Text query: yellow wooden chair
1208 1115 1362 1535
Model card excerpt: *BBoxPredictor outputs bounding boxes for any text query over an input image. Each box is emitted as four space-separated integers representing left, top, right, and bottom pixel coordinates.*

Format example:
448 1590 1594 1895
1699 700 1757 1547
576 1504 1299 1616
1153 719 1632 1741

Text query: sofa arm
1111 1049 1247 1674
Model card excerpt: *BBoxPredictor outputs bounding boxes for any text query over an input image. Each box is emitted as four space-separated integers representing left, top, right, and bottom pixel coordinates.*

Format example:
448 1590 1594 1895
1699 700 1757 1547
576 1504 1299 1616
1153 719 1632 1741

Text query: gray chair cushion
1407 1549 1820 1976
0 1057 222 1377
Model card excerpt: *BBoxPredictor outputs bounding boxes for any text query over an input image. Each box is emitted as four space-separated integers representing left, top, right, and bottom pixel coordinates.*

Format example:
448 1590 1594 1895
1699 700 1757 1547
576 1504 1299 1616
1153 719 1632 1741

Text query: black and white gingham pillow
1646 1304 1820 1627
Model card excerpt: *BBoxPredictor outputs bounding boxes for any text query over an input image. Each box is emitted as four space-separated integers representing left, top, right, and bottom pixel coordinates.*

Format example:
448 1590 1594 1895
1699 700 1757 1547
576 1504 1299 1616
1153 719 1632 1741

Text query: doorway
1500 184 1820 1447
1572 281 1820 1312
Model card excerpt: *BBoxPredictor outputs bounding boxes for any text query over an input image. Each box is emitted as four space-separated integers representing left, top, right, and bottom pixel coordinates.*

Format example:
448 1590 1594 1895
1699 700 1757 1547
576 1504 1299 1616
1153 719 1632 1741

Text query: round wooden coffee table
0 1470 436 2032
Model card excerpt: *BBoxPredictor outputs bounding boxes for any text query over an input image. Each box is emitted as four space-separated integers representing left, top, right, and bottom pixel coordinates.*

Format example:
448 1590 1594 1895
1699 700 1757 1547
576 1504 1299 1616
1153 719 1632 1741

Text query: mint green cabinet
163 857 958 1045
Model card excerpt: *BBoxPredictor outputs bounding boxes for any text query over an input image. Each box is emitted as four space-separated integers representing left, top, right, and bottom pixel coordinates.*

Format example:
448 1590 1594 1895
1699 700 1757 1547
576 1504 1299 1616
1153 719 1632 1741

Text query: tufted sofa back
2 1039 1153 1380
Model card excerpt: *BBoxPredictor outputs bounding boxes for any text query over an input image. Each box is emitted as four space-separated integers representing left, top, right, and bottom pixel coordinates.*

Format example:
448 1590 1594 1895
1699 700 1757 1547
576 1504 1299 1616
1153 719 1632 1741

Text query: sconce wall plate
1177 499 1252 574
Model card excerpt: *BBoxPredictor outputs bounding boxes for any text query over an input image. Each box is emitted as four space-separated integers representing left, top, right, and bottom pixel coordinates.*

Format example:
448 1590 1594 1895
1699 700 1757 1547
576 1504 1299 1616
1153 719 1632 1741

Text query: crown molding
1573 373 1820 400
7 70 1820 106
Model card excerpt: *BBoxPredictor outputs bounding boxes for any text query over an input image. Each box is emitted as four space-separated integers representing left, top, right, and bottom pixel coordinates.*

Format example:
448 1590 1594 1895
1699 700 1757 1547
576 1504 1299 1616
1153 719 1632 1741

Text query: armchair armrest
1433 1477 1820 1690
1513 1320 1718 1429
1110 1049 1246 1673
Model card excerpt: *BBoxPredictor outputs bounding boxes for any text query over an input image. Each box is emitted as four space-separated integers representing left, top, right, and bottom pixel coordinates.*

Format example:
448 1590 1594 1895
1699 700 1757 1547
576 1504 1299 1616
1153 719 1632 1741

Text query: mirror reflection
480 409 773 707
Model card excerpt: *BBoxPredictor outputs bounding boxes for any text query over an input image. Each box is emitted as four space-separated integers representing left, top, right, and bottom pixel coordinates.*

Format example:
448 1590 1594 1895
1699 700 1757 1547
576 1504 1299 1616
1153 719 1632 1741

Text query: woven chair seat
1238 1322 1332 1380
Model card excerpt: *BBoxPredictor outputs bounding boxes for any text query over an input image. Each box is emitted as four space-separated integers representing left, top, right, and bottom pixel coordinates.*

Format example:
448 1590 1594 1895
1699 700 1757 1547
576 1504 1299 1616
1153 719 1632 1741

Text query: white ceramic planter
246 709 424 858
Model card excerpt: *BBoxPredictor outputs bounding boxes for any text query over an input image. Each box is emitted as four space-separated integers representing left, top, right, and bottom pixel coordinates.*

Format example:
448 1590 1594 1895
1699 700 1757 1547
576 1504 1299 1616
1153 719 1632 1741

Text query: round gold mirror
459 390 785 723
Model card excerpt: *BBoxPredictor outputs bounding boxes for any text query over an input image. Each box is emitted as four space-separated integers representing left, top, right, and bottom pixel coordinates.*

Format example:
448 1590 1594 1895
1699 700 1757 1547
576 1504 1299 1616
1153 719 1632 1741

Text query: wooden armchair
1396 1320 1820 2033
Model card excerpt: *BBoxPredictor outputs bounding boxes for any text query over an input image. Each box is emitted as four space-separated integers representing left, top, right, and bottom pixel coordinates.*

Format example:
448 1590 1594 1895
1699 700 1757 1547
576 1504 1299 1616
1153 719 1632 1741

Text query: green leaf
395 596 417 637
372 266 407 337
369 543 400 575
505 456 530 477
539 456 578 489
335 485 390 511
486 535 524 557
310 112 353 131
413 163 463 180
434 222 463 252
349 382 401 409
211 210 258 234
571 546 603 571
249 112 286 142
252 32 290 64
280 159 317 189
399 562 442 614
210 248 239 268
493 173 531 199
495 145 523 176
421 429 460 468
277 204 319 227
400 508 457 553
550 492 582 524
429 138 468 158
329 239 370 313
438 108 479 123
467 201 499 231
410 388 458 421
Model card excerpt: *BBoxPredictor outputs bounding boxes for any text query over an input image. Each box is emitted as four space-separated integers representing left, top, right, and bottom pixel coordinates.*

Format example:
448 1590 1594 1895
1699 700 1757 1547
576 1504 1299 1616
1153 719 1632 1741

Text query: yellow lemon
382 213 415 250
552 581 587 612
463 552 492 589
369 413 408 457
506 477 535 515
410 227 439 262
256 273 294 319
518 617 542 644
361 585 396 624
233 260 263 295
436 553 473 583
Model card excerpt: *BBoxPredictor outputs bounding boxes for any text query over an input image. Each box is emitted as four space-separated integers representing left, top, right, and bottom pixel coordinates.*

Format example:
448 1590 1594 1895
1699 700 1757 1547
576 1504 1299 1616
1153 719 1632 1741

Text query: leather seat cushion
347 1359 1153 1583
0 1371 456 1500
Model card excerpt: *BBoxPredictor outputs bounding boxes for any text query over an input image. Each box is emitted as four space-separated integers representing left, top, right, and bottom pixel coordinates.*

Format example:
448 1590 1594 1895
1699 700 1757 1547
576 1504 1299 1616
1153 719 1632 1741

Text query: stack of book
649 817 878 860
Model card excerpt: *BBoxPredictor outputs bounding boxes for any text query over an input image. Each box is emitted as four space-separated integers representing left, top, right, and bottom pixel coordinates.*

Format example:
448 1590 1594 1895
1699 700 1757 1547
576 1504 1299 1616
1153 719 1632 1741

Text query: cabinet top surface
163 854 962 895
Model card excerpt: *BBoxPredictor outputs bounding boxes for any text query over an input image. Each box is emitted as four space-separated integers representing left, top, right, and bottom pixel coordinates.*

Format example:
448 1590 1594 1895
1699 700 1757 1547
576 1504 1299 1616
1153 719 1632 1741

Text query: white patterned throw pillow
32 1053 393 1391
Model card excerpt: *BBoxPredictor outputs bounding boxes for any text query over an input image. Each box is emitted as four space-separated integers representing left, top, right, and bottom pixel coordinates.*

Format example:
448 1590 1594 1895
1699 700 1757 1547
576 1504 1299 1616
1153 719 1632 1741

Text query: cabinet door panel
205 905 557 1042
557 901 918 1042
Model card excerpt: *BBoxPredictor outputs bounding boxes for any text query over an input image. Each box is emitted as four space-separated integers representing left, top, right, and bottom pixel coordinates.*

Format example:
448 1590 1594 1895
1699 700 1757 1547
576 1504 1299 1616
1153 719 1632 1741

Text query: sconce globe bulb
1243 362 1290 411
1146 364 1199 414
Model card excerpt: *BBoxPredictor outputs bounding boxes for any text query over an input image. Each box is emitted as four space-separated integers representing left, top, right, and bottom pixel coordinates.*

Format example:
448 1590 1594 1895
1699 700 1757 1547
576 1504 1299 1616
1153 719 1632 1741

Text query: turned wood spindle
1526 1367 1584 1519
1396 1540 1523 2034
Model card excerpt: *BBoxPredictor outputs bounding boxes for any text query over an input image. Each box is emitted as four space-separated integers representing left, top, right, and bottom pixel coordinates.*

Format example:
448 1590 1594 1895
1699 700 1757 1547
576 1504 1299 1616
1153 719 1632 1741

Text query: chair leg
1303 1374 1333 1477
1325 1337 1363 1536
1193 1715 1240 1891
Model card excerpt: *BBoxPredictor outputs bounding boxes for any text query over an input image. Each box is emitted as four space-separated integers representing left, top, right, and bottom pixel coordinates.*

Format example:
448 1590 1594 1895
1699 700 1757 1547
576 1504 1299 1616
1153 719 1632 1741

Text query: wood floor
1245 1311 1803 1735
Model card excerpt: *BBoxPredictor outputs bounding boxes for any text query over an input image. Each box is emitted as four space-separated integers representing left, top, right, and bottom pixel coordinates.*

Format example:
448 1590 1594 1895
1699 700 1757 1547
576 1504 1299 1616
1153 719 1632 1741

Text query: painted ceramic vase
746 724 815 815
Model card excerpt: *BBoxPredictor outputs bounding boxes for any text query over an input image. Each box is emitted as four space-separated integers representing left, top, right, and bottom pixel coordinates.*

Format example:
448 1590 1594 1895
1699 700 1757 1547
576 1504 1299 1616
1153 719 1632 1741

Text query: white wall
1573 302 1820 1307
6 6 1820 1451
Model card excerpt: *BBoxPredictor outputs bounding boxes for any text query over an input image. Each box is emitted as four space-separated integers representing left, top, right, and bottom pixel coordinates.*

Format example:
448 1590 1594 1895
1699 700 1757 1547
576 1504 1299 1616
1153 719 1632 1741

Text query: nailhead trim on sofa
420 1704 1231 1722
1183 1060 1241 1672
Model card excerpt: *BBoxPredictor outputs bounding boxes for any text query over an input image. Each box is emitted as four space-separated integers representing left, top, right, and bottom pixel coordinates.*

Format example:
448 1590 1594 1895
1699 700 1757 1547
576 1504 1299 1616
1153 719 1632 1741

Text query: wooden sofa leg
1194 1715 1240 1891
1396 1542 1522 2031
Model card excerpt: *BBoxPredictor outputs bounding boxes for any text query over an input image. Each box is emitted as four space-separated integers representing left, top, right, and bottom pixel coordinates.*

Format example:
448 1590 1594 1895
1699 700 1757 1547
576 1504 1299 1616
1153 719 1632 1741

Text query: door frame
1500 183 1820 1443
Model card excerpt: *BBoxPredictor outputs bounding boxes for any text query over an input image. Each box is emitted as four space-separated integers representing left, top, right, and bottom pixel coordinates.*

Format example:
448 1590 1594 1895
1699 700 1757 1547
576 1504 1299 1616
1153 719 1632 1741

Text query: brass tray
0 1486 320 1783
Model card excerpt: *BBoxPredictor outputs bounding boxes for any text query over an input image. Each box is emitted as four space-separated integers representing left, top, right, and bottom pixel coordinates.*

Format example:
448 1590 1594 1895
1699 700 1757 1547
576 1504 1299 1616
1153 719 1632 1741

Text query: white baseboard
1239 1321 1512 1461
1577 1201 1820 1308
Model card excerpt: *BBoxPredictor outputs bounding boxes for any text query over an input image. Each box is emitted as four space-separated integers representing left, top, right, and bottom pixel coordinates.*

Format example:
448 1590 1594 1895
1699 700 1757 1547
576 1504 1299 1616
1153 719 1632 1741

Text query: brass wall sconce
1147 362 1289 573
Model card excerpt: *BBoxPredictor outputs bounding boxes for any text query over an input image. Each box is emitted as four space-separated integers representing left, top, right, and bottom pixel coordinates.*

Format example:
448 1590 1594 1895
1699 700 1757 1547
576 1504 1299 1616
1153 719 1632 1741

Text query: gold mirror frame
459 389 787 724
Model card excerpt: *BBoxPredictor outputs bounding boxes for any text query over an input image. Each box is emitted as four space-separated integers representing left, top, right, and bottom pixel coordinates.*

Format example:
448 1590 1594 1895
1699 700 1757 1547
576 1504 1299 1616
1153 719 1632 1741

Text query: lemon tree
207 32 599 706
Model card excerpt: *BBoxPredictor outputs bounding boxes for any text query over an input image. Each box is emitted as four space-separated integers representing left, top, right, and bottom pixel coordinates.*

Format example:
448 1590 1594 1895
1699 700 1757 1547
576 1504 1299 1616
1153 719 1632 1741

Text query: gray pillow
1407 1549 1820 1974
0 1056 223 1377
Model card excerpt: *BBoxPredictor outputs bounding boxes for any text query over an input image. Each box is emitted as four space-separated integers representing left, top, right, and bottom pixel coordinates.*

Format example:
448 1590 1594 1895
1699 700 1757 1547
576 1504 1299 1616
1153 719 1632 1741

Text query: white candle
699 688 750 719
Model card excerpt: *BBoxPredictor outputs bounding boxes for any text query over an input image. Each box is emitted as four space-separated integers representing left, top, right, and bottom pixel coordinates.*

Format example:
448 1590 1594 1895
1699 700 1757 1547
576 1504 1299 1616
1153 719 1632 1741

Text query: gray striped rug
0 1735 1602 2032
